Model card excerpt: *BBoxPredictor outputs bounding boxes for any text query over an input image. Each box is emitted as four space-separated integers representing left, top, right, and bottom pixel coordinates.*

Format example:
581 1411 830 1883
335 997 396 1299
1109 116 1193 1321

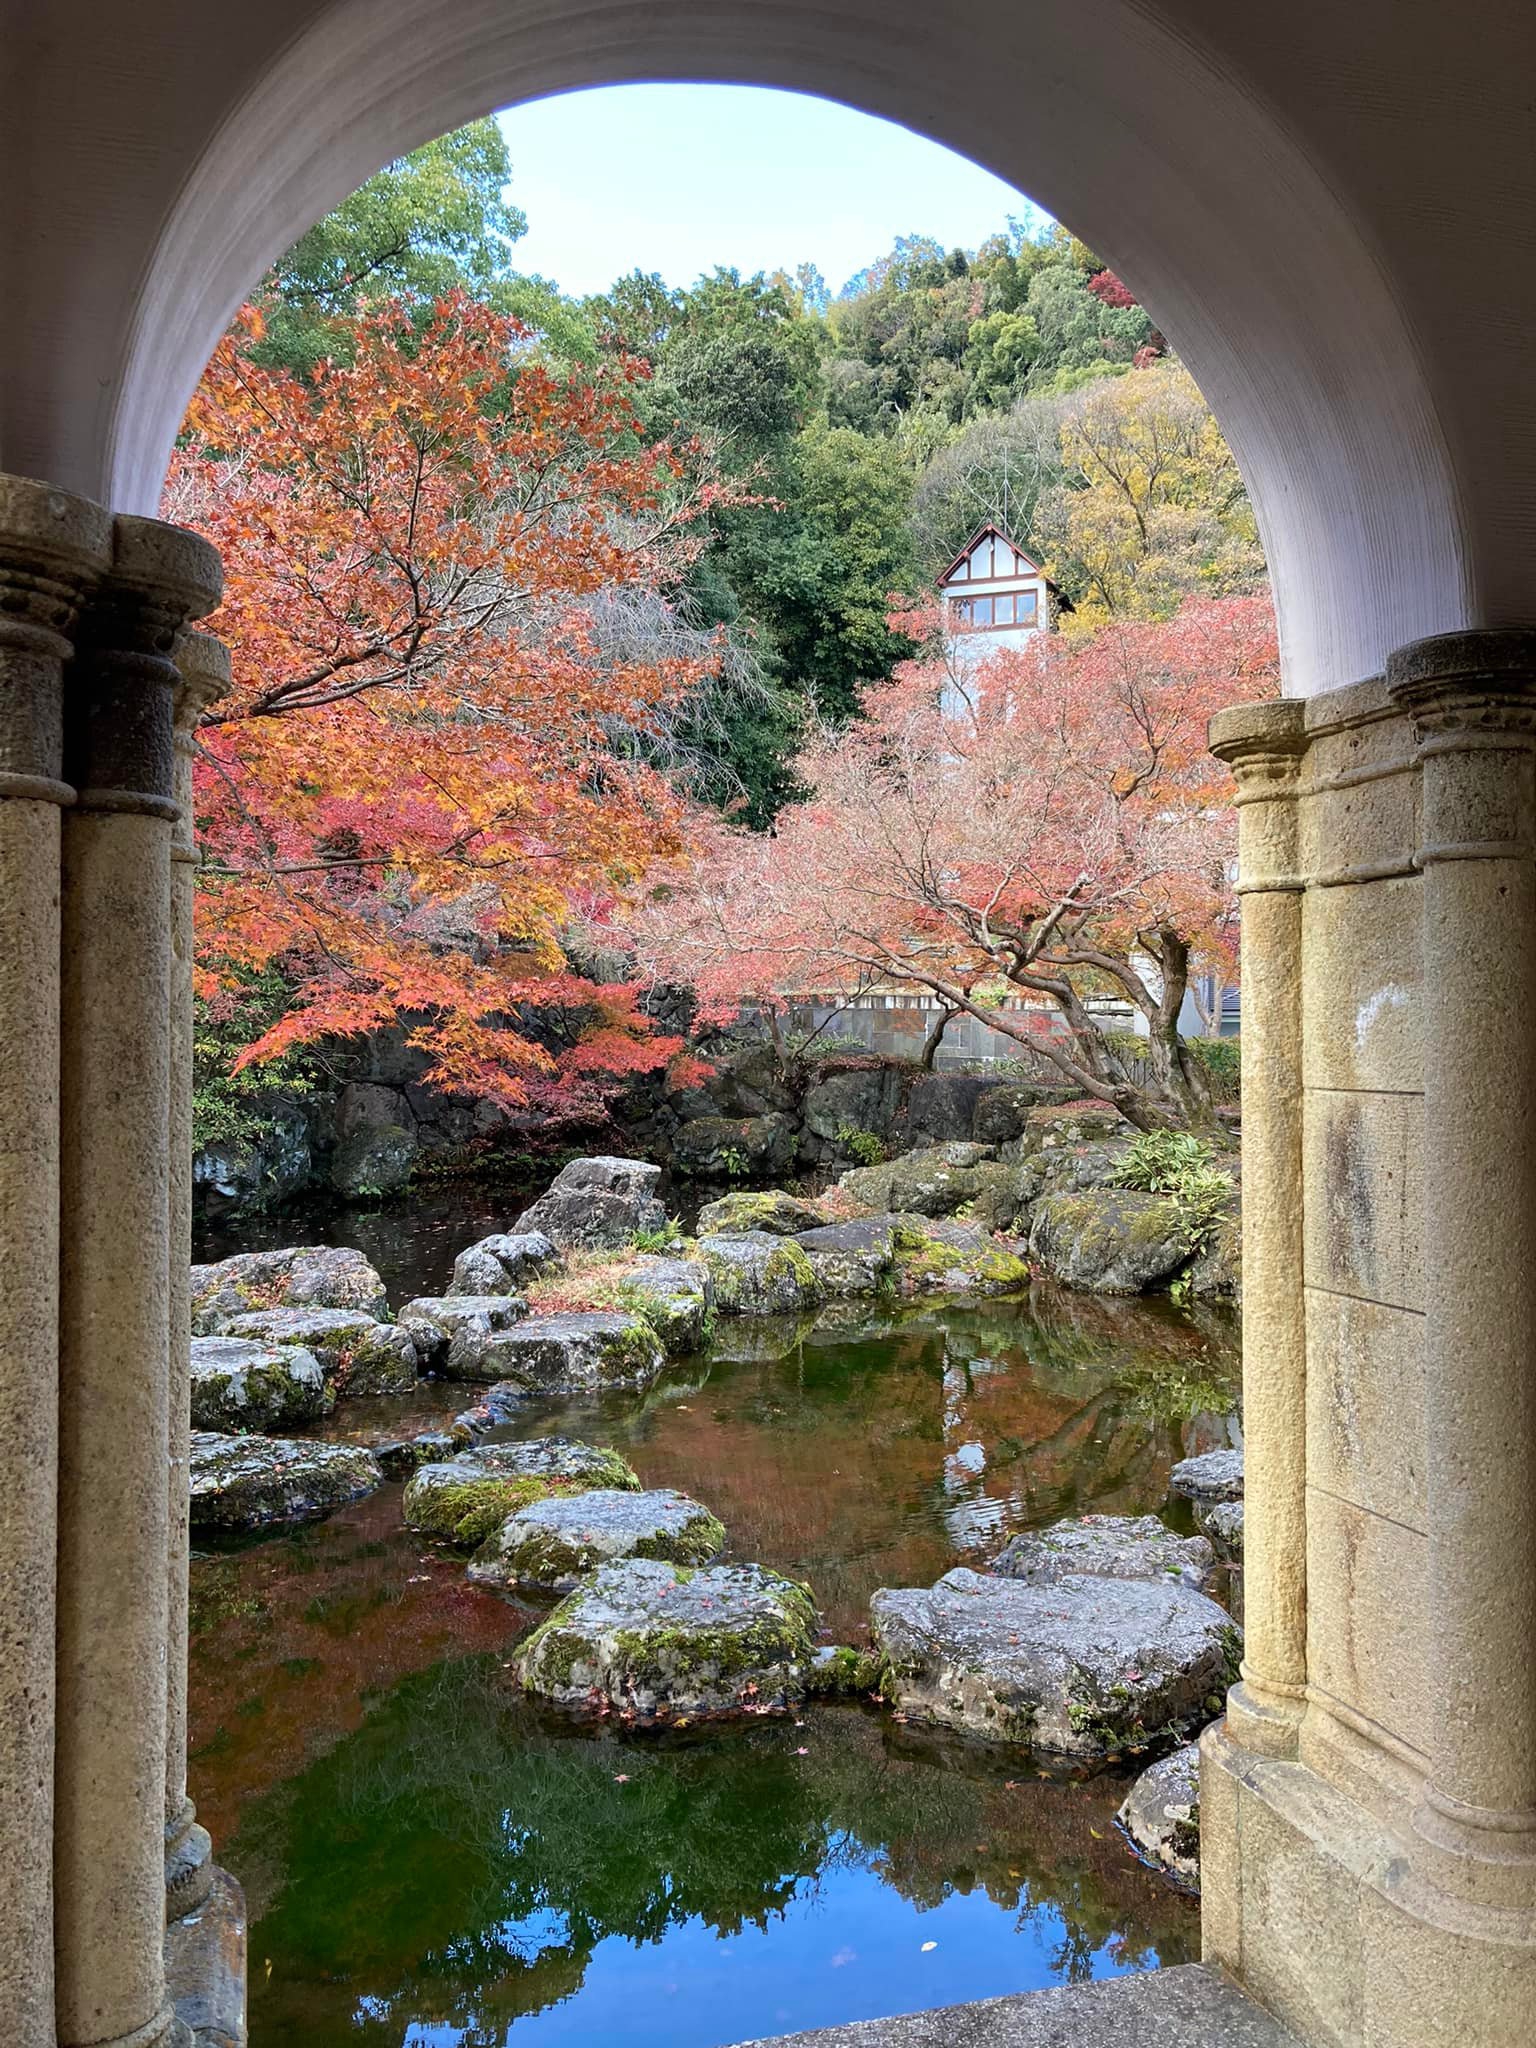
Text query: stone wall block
1306 1491 1430 1762
1301 1089 1423 1312
1300 877 1422 1095
1303 1291 1426 1533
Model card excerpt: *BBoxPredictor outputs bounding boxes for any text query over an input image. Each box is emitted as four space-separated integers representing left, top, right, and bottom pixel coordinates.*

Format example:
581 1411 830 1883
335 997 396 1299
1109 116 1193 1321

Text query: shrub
836 1122 887 1166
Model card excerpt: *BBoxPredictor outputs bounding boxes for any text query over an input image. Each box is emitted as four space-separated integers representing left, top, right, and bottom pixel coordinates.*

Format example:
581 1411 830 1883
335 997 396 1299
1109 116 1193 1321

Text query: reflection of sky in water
391 1857 1135 2048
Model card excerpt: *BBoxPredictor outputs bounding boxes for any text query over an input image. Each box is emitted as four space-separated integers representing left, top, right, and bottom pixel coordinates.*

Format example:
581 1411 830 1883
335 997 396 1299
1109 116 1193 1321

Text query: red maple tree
631 594 1279 1130
167 292 724 1115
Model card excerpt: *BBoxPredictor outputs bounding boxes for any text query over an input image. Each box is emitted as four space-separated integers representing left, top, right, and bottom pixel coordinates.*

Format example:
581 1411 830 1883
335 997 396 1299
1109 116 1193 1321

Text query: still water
190 1191 1240 2047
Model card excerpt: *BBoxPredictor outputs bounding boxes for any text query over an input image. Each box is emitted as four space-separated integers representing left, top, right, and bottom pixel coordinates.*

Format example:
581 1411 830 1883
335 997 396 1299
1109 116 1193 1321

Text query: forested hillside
253 120 1267 825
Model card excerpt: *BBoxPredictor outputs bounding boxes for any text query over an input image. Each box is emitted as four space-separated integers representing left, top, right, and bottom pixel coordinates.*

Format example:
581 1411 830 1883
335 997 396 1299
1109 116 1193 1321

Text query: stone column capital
170 632 230 865
0 474 115 806
1386 627 1536 744
1208 698 1308 787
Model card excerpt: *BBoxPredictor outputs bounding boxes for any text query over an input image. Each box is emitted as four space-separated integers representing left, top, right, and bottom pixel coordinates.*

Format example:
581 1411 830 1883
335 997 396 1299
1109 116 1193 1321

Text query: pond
190 1191 1241 2047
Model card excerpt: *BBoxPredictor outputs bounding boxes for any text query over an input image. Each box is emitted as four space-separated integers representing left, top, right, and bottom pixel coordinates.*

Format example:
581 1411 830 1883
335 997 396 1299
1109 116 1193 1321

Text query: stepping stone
697 1232 824 1315
1118 1740 1202 1886
188 1335 329 1433
511 1155 668 1253
871 1565 1241 1757
990 1513 1218 1595
623 1255 714 1352
478 1311 665 1396
888 1215 1029 1297
468 1486 725 1593
189 1244 388 1335
792 1218 897 1297
396 1293 529 1377
446 1231 558 1297
1170 1449 1244 1504
221 1306 418 1398
517 1557 818 1718
188 1431 380 1530
696 1189 826 1237
403 1437 640 1546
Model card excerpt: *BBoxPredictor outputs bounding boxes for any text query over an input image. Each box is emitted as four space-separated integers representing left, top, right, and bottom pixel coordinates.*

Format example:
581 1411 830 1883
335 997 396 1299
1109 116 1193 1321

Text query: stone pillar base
1203 1721 1536 2048
164 1866 247 2048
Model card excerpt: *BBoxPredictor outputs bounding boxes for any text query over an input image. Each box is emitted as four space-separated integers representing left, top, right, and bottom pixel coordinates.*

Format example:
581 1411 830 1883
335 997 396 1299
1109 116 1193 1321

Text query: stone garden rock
1204 1500 1245 1563
189 1244 388 1335
1170 1449 1245 1504
696 1231 824 1315
516 1557 819 1718
220 1307 418 1397
446 1232 558 1297
371 1429 470 1479
478 1311 666 1396
189 1431 381 1529
329 1118 417 1198
468 1486 726 1593
696 1189 826 1237
805 1644 885 1696
1118 1742 1202 1886
888 1216 1029 1297
193 1102 312 1216
1028 1187 1194 1294
899 1072 992 1149
403 1437 641 1545
800 1064 905 1151
512 1155 669 1251
1185 1195 1242 1301
840 1142 1019 1226
188 1336 330 1433
791 1218 897 1297
990 1514 1218 1595
970 1082 1071 1148
396 1294 529 1377
671 1113 799 1180
623 1255 714 1352
870 1565 1242 1757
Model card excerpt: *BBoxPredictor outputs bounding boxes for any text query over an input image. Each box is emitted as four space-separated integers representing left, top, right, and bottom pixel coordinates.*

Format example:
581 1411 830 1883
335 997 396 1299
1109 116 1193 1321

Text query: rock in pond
446 1231 558 1297
696 1231 824 1315
990 1514 1218 1596
1118 1741 1201 1886
189 1244 388 1335
468 1487 725 1593
889 1216 1029 1297
870 1566 1241 1758
623 1256 714 1353
1170 1449 1245 1505
804 1644 885 1697
792 1218 897 1297
511 1155 668 1253
696 1189 826 1237
188 1336 330 1433
403 1438 640 1546
220 1307 418 1398
371 1429 471 1479
516 1557 818 1719
189 1431 381 1530
1028 1187 1195 1295
841 1143 1020 1228
477 1311 665 1397
396 1294 529 1377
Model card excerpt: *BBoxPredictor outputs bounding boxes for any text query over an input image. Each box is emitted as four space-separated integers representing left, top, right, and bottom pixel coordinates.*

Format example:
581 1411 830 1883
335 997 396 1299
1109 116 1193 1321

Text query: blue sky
497 86 1041 299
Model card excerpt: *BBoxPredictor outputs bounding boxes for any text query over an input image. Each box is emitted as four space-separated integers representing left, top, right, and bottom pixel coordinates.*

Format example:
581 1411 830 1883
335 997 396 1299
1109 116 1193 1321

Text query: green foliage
191 966 318 1152
835 1123 887 1167
1187 1036 1241 1090
1108 1132 1234 1257
718 1145 750 1180
631 1217 686 1254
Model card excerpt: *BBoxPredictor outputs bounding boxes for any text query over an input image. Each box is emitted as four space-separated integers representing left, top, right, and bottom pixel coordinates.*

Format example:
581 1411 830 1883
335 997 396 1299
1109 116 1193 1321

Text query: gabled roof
937 521 1046 587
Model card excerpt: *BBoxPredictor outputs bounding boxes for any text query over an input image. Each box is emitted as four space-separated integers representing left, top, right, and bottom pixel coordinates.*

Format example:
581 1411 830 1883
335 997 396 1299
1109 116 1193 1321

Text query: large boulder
870 1566 1241 1757
1186 1193 1243 1302
189 1432 381 1529
516 1557 818 1718
477 1311 666 1396
623 1255 714 1353
189 1244 388 1335
446 1232 557 1297
696 1231 824 1315
1170 1449 1245 1505
1204 1500 1245 1564
671 1114 798 1181
841 1142 1014 1224
696 1189 825 1237
403 1437 640 1545
888 1216 1029 1297
899 1073 993 1149
800 1066 904 1150
191 1101 312 1216
990 1513 1218 1596
792 1218 897 1297
468 1487 726 1593
1118 1742 1202 1886
329 1083 419 1197
220 1307 417 1397
188 1336 329 1433
512 1155 668 1251
1028 1187 1194 1294
396 1294 529 1377
970 1081 1072 1148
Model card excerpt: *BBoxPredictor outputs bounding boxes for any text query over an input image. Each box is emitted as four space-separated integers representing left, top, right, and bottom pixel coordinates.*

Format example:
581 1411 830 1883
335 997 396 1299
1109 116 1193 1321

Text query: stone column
1209 699 1309 1756
164 631 230 1922
0 476 112 2047
1388 630 1536 1904
54 515 221 2048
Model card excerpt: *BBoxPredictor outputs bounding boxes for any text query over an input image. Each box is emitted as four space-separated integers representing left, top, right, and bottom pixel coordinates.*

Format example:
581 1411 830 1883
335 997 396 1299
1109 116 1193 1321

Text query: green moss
891 1222 1028 1295
804 1645 884 1697
408 1472 603 1548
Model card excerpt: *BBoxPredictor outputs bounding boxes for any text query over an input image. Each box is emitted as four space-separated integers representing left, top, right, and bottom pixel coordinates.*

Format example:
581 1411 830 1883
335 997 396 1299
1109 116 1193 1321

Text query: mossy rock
1027 1187 1193 1295
888 1216 1029 1297
189 1431 381 1530
403 1438 640 1547
477 1311 665 1396
516 1557 819 1718
188 1336 331 1432
619 1256 714 1354
696 1232 824 1316
695 1189 826 1237
469 1487 726 1594
189 1245 388 1336
221 1306 418 1398
804 1644 885 1697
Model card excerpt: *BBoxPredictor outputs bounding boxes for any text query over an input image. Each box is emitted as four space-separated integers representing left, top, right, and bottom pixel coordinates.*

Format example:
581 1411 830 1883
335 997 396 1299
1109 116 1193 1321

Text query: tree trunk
919 1004 955 1069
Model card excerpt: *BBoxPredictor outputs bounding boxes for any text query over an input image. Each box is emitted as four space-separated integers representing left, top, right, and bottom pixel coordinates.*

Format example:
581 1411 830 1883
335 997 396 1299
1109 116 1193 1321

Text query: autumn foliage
632 594 1280 1129
168 292 722 1113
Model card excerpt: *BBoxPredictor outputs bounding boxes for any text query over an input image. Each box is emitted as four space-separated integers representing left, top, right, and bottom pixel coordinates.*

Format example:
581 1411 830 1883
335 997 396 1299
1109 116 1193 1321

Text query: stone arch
11 0 1477 697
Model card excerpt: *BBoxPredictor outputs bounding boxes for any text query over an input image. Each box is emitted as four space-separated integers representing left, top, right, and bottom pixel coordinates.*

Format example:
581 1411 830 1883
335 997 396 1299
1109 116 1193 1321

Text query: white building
937 522 1053 681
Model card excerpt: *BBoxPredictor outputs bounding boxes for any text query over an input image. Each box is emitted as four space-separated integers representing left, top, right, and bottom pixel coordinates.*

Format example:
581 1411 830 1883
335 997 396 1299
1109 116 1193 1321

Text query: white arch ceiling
4 0 1534 694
